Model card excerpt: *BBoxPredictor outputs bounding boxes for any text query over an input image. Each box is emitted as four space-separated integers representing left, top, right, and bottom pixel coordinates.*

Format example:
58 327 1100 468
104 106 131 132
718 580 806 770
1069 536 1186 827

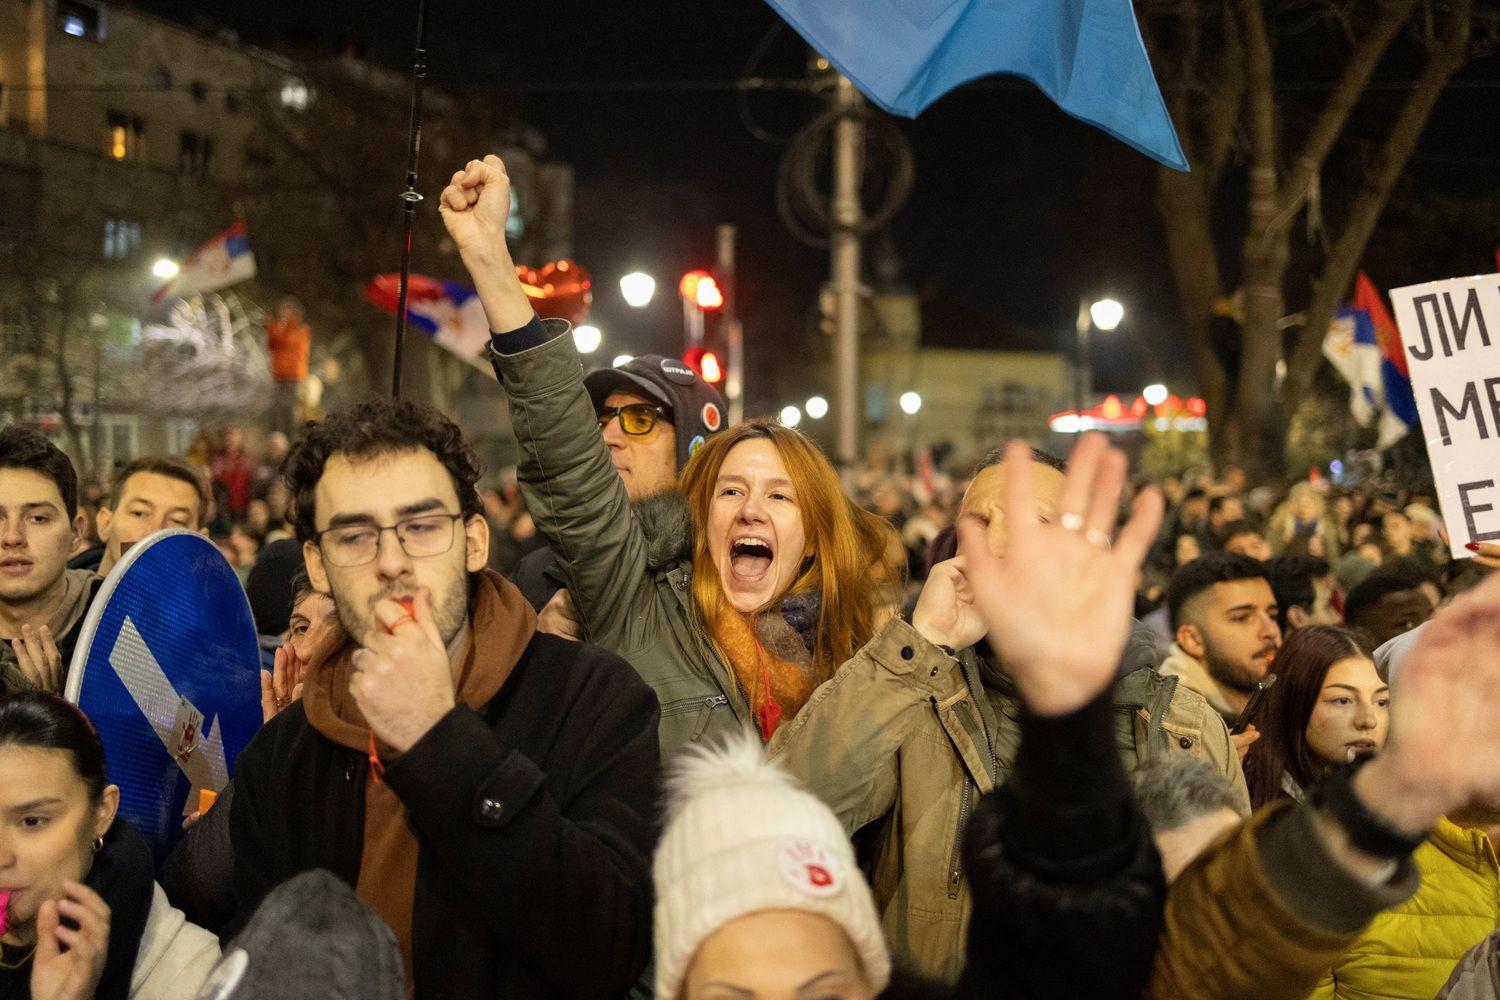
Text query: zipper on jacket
949 777 972 899
691 695 729 742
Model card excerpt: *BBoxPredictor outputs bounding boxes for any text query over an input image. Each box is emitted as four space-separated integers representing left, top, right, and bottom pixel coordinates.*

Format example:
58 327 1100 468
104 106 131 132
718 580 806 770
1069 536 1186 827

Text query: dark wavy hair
0 692 109 802
0 426 79 518
1240 624 1375 809
282 397 484 543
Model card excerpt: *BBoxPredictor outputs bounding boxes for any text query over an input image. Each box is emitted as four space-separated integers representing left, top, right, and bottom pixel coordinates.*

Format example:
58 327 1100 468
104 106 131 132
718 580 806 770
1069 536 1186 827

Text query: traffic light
682 346 724 384
679 270 724 312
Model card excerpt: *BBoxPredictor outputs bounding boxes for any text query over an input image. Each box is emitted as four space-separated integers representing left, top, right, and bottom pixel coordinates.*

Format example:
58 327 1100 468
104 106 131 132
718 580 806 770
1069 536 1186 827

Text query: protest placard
1390 273 1500 558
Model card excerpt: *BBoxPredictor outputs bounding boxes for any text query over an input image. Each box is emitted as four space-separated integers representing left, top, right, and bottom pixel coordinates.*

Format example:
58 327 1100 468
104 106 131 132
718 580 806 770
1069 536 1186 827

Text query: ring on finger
1085 528 1112 550
1060 511 1086 532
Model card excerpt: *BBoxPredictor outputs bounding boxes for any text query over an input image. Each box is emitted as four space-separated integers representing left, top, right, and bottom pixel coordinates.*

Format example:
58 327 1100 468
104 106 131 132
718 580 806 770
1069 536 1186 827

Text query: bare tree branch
1276 0 1416 222
1285 0 1473 406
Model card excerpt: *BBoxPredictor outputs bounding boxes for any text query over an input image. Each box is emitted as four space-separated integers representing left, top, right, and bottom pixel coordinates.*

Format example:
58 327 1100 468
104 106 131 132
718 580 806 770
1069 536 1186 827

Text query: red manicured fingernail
1466 541 1481 552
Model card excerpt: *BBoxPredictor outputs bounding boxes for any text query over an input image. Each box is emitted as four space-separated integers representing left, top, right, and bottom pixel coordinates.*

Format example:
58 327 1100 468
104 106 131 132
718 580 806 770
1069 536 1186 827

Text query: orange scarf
708 596 826 740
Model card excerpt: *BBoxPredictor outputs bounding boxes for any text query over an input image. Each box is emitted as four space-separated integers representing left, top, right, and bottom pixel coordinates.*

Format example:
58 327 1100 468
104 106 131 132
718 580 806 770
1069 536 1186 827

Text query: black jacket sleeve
956 691 1165 1000
380 652 661 997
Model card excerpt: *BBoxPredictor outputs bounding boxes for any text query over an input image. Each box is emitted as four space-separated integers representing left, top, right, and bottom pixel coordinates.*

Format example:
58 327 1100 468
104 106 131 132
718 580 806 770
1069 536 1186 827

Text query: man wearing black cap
509 345 727 615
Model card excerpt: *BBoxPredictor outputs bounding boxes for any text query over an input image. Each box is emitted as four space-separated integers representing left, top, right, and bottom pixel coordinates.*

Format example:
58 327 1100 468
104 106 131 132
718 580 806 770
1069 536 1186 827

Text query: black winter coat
227 632 661 998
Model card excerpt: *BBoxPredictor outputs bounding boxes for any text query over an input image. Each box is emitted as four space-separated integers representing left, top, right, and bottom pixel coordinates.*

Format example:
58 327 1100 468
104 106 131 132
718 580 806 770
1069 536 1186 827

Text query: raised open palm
957 434 1162 717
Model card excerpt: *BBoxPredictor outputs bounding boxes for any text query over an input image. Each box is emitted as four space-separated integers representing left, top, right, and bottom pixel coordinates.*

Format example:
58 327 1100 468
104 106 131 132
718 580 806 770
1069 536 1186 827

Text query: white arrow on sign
109 616 229 810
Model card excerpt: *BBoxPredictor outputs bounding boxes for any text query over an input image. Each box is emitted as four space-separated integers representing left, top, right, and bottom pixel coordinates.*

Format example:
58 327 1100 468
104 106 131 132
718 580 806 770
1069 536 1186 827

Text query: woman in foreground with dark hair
1241 625 1386 809
0 692 217 1000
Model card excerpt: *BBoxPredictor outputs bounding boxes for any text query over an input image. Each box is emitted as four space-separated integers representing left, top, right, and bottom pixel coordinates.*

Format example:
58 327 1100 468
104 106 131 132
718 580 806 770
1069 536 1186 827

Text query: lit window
280 79 309 111
57 1 104 40
104 111 143 160
102 218 141 258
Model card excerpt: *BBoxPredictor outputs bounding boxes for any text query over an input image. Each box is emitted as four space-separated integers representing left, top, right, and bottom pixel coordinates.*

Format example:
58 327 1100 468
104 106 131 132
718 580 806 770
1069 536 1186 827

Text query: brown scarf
302 570 538 994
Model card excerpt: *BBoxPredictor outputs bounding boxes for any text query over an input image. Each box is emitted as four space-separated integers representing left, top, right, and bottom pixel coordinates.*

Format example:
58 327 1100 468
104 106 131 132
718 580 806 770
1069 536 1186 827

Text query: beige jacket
1159 642 1242 723
130 883 220 999
771 625 1248 983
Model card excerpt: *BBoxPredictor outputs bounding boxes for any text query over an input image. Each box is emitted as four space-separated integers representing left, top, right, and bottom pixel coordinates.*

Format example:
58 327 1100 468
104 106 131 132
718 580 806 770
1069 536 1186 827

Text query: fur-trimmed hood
635 490 695 572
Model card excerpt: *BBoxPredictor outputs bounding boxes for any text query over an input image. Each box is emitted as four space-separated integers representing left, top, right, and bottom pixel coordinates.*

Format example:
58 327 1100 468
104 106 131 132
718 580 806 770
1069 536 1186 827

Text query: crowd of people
2 151 1500 999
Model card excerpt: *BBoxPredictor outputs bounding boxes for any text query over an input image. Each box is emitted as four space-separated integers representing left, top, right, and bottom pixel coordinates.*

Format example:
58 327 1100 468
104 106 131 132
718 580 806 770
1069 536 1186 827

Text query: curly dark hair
282 397 483 543
0 427 79 518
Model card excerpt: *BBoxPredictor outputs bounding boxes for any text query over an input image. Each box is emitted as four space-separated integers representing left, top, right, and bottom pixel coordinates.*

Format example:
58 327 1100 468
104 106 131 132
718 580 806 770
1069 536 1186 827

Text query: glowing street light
612 354 635 368
573 325 602 354
1089 298 1125 332
805 395 829 419
152 258 180 279
619 272 656 309
899 391 923 415
1143 383 1169 407
779 405 802 428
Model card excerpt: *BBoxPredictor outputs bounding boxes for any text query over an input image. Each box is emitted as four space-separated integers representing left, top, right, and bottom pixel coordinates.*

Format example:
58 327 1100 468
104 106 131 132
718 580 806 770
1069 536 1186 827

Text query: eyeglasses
597 403 668 436
313 513 463 567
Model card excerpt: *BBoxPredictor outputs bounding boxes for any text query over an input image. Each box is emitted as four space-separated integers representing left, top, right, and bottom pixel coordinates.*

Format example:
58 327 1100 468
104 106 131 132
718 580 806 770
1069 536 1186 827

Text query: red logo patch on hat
778 840 844 898
701 403 722 433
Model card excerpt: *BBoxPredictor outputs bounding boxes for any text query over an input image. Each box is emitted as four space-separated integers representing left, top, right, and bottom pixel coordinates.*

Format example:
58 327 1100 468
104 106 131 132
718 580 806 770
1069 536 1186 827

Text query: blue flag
764 0 1189 171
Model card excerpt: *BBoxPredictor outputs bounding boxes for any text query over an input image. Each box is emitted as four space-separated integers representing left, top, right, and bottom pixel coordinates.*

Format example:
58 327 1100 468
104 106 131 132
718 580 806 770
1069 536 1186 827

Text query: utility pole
831 74 864 471
716 223 744 425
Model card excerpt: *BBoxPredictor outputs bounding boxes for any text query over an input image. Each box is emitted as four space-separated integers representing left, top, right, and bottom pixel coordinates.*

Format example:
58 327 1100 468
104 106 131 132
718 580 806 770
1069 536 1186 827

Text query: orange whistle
197 789 218 813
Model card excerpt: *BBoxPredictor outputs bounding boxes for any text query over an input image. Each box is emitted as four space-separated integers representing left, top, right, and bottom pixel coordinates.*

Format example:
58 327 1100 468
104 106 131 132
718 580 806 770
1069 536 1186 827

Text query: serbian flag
1323 272 1416 448
364 274 491 369
151 221 256 303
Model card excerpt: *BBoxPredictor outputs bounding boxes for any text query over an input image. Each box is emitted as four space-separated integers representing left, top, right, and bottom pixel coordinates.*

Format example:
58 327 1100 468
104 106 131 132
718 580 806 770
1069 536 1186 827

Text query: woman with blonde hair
1268 482 1343 559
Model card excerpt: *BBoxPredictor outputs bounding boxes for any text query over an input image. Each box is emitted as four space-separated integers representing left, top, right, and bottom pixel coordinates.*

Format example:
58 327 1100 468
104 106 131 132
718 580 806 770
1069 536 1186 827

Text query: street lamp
899 391 922 415
805 395 829 419
1143 383 1169 407
573 325 602 354
620 272 655 309
779 405 802 428
152 258 180 279
1075 297 1124 417
612 354 634 368
1090 298 1124 332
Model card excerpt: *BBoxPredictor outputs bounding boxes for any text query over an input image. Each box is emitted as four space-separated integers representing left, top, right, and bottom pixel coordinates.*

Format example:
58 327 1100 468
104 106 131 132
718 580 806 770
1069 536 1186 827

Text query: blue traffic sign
65 529 262 860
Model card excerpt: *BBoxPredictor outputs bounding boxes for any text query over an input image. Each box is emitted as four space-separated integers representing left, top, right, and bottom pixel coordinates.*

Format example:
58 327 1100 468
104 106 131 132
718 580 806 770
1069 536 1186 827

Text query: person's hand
955 434 1163 717
258 643 305 725
1354 573 1500 835
350 588 456 755
537 589 584 642
1231 726 1260 761
11 623 64 693
438 155 513 258
439 156 534 332
1468 540 1500 570
911 556 987 652
30 881 110 1000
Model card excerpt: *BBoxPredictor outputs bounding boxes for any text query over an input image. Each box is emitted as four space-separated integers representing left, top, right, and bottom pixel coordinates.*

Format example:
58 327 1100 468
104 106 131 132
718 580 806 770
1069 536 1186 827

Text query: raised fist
439 155 514 260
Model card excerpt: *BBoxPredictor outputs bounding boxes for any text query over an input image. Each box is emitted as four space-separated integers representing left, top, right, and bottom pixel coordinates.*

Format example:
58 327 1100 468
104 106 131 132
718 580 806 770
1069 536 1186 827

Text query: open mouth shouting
729 536 775 588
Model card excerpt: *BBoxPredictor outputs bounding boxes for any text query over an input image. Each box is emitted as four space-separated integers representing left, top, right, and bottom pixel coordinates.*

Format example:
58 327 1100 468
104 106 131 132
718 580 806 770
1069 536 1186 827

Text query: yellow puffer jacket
1312 818 1500 1000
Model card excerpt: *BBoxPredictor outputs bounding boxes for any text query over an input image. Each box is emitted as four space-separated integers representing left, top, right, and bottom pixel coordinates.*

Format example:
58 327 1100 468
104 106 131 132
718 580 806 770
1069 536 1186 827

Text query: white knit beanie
653 732 891 1000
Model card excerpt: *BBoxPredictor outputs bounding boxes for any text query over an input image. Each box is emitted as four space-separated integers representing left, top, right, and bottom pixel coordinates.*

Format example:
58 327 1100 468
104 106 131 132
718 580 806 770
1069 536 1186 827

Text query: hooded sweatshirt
299 571 537 988
0 568 100 695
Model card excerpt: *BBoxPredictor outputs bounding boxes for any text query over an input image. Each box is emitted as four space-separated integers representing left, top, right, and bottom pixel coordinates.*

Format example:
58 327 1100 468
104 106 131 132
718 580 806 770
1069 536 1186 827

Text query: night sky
133 0 1500 410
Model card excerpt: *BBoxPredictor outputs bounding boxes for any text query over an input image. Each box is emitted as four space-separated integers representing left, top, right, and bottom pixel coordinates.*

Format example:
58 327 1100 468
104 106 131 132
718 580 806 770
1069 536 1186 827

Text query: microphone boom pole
391 0 429 398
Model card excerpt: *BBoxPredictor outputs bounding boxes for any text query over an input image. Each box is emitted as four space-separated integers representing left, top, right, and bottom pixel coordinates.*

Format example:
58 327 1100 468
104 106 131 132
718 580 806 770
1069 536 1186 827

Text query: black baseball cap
585 355 727 471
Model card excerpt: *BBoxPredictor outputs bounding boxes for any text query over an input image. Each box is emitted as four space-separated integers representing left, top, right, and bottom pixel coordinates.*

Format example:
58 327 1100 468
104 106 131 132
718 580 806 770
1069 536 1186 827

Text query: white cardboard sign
1389 273 1500 558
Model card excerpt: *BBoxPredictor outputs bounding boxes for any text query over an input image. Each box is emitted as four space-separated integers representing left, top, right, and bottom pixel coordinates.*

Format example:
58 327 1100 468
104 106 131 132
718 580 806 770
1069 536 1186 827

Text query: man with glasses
510 353 727 614
225 396 660 997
